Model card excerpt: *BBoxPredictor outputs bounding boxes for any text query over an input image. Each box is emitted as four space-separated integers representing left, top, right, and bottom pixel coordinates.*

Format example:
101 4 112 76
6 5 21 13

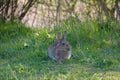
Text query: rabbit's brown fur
48 33 72 63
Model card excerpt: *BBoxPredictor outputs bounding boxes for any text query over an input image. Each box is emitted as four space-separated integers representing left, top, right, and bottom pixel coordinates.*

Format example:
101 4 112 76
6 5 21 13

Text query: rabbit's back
48 45 56 60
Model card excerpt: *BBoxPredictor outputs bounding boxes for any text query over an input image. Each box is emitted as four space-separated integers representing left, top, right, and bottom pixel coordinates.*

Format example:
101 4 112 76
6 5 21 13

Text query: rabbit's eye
62 43 65 45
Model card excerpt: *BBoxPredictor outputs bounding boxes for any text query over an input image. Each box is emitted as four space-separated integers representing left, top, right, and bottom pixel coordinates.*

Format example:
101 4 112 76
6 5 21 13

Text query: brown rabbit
48 32 72 63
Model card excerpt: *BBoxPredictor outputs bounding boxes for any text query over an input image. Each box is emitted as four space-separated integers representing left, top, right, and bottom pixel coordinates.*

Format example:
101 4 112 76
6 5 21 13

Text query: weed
0 19 120 80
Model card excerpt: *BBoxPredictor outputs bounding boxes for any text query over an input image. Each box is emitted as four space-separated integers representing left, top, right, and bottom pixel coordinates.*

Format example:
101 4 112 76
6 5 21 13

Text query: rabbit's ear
63 31 68 40
57 32 63 40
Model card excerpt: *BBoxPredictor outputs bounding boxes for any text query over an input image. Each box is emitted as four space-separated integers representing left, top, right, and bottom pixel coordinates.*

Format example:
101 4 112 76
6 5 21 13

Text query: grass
0 19 120 80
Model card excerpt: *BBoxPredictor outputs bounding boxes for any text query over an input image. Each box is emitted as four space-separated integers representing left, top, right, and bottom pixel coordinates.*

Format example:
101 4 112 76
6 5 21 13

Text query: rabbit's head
55 33 71 52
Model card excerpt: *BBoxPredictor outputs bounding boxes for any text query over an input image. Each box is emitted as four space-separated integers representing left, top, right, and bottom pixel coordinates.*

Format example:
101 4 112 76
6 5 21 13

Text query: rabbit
48 32 72 63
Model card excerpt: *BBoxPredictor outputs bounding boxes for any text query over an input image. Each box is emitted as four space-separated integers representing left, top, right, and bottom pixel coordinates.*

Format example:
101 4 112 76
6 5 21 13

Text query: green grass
0 19 120 80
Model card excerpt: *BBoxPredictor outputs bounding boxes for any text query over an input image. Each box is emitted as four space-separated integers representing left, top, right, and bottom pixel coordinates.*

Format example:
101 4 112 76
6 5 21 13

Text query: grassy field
0 19 120 80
